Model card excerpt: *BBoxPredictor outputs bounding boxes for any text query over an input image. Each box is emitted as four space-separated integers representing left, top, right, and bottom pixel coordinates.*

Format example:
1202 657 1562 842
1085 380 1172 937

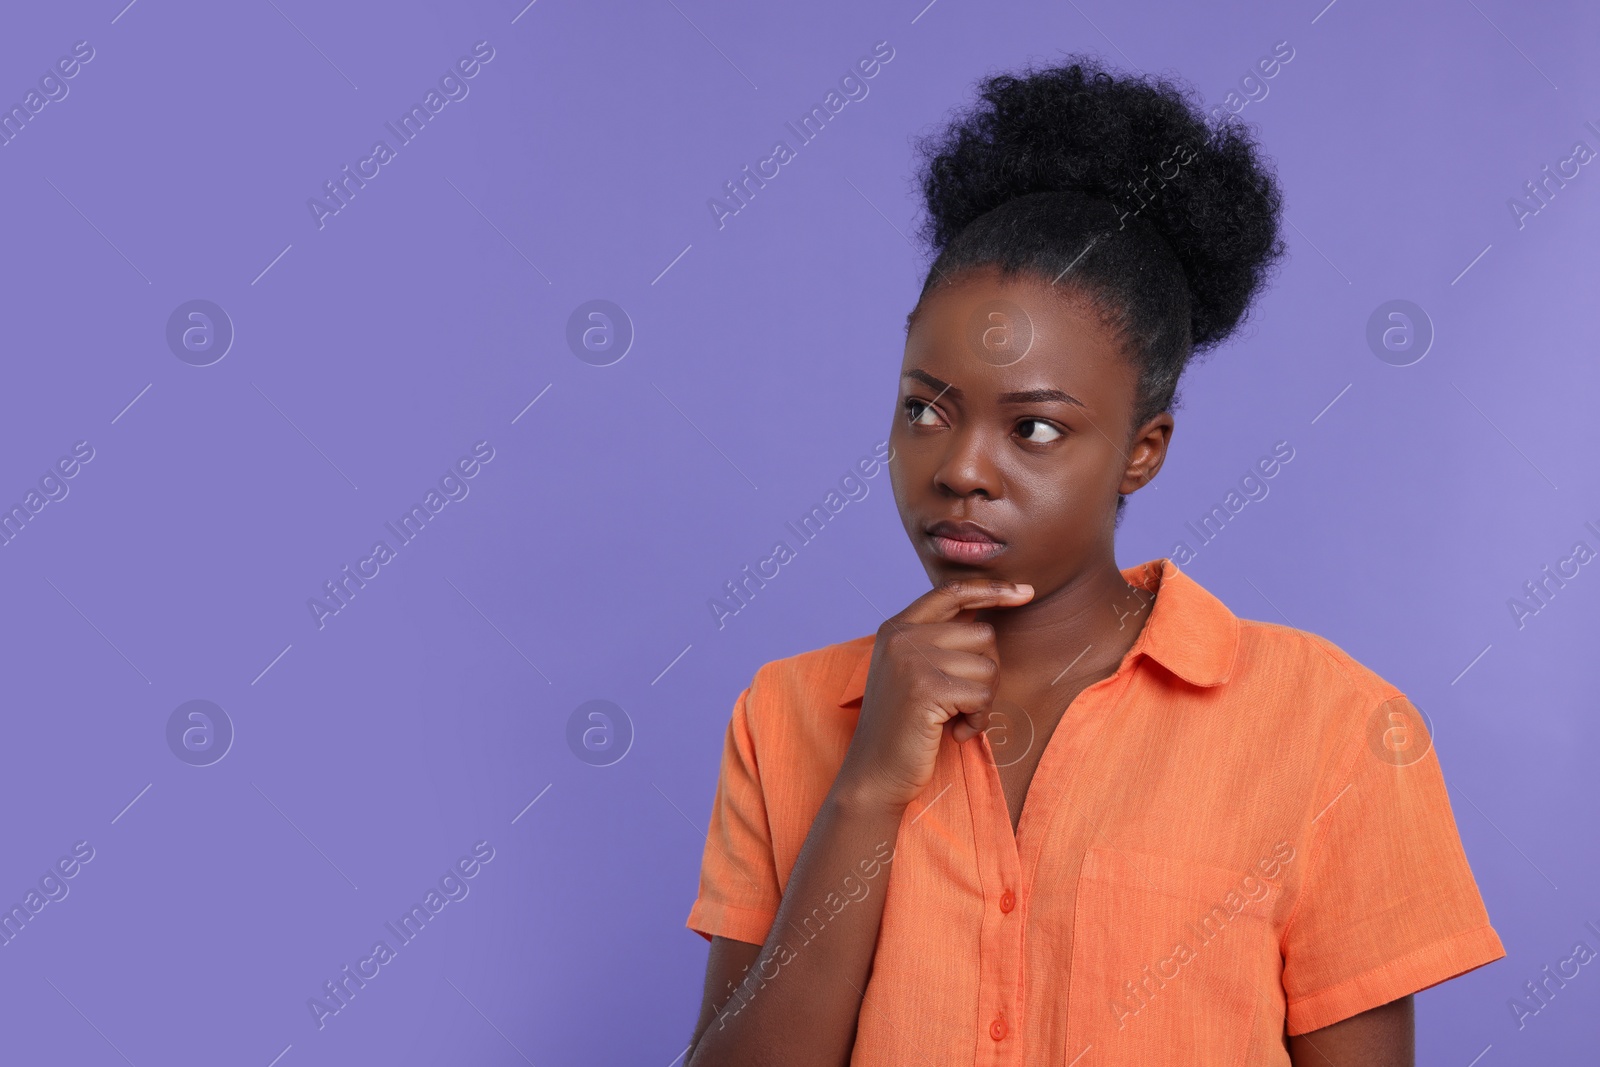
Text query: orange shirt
686 557 1505 1065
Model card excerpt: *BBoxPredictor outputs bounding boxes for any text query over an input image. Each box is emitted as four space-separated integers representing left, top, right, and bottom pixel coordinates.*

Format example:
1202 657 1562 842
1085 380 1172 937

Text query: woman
683 55 1504 1066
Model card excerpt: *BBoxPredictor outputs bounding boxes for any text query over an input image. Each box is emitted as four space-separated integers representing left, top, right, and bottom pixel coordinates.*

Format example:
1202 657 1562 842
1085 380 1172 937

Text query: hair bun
912 54 1286 352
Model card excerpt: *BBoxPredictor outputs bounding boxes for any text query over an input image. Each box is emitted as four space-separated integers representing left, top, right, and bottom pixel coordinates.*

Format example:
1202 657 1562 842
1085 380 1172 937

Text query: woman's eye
1017 418 1063 443
904 398 941 426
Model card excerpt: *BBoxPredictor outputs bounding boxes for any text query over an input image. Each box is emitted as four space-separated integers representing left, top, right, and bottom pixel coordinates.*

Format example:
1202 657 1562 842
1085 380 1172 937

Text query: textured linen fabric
686 557 1505 1065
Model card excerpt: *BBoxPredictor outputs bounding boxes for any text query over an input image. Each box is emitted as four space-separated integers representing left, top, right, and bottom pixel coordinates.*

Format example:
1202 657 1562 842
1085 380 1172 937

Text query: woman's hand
837 578 1034 810
689 577 1030 1066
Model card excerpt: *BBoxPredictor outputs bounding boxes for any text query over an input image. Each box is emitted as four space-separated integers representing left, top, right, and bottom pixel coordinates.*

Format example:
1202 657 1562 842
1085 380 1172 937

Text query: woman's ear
1120 412 1173 494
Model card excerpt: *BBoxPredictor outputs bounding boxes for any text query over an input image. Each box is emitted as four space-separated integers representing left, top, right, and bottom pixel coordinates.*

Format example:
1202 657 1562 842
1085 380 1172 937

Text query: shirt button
999 890 1016 913
990 1016 1008 1041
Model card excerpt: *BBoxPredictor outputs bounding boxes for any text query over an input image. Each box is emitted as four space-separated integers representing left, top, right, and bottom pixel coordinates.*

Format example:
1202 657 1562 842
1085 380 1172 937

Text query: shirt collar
836 557 1240 707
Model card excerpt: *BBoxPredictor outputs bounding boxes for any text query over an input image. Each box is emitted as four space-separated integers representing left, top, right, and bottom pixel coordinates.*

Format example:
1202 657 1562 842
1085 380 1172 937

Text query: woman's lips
925 520 1006 564
926 532 1007 564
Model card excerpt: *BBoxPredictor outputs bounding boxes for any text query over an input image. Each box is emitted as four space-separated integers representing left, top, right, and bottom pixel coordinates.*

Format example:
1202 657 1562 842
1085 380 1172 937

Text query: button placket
999 643 1149 1062
961 734 1025 1063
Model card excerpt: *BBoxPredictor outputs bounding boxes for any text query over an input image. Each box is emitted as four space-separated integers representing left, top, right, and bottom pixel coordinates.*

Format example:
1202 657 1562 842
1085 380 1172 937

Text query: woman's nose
933 426 1000 498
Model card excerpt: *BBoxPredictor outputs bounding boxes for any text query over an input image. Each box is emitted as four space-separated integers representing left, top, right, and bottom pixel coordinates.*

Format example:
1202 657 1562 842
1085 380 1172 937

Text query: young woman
683 55 1504 1066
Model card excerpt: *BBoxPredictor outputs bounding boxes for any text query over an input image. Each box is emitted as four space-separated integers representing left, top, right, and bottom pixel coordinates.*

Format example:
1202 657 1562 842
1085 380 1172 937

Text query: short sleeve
685 681 782 946
1281 694 1507 1035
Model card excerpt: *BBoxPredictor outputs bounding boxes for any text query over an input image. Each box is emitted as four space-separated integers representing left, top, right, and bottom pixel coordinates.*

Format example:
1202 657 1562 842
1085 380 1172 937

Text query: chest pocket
1065 846 1287 1066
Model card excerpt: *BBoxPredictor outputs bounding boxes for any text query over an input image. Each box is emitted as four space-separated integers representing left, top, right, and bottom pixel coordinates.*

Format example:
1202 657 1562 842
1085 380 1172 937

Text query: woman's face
889 266 1172 593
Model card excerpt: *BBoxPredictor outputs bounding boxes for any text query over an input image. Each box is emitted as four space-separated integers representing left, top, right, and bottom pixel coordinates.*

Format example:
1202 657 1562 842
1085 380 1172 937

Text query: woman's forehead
902 274 1132 396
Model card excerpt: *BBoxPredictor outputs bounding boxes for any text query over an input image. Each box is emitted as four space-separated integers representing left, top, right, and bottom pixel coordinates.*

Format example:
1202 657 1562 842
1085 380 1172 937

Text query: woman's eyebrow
997 386 1086 407
903 369 1085 408
904 368 959 399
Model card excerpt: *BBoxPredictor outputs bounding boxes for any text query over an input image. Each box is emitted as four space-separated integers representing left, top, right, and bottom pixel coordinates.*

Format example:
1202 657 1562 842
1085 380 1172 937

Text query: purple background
1 0 1596 1063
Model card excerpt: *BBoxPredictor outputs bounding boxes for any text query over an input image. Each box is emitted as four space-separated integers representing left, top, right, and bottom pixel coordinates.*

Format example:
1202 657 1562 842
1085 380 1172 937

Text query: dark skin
686 265 1412 1065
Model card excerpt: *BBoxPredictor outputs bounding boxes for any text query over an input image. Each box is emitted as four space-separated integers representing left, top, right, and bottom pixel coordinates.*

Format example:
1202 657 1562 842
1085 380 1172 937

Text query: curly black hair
907 54 1288 516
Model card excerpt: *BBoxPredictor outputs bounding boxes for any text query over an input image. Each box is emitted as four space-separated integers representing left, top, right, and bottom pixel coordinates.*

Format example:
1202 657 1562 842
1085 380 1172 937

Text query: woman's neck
979 562 1156 697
